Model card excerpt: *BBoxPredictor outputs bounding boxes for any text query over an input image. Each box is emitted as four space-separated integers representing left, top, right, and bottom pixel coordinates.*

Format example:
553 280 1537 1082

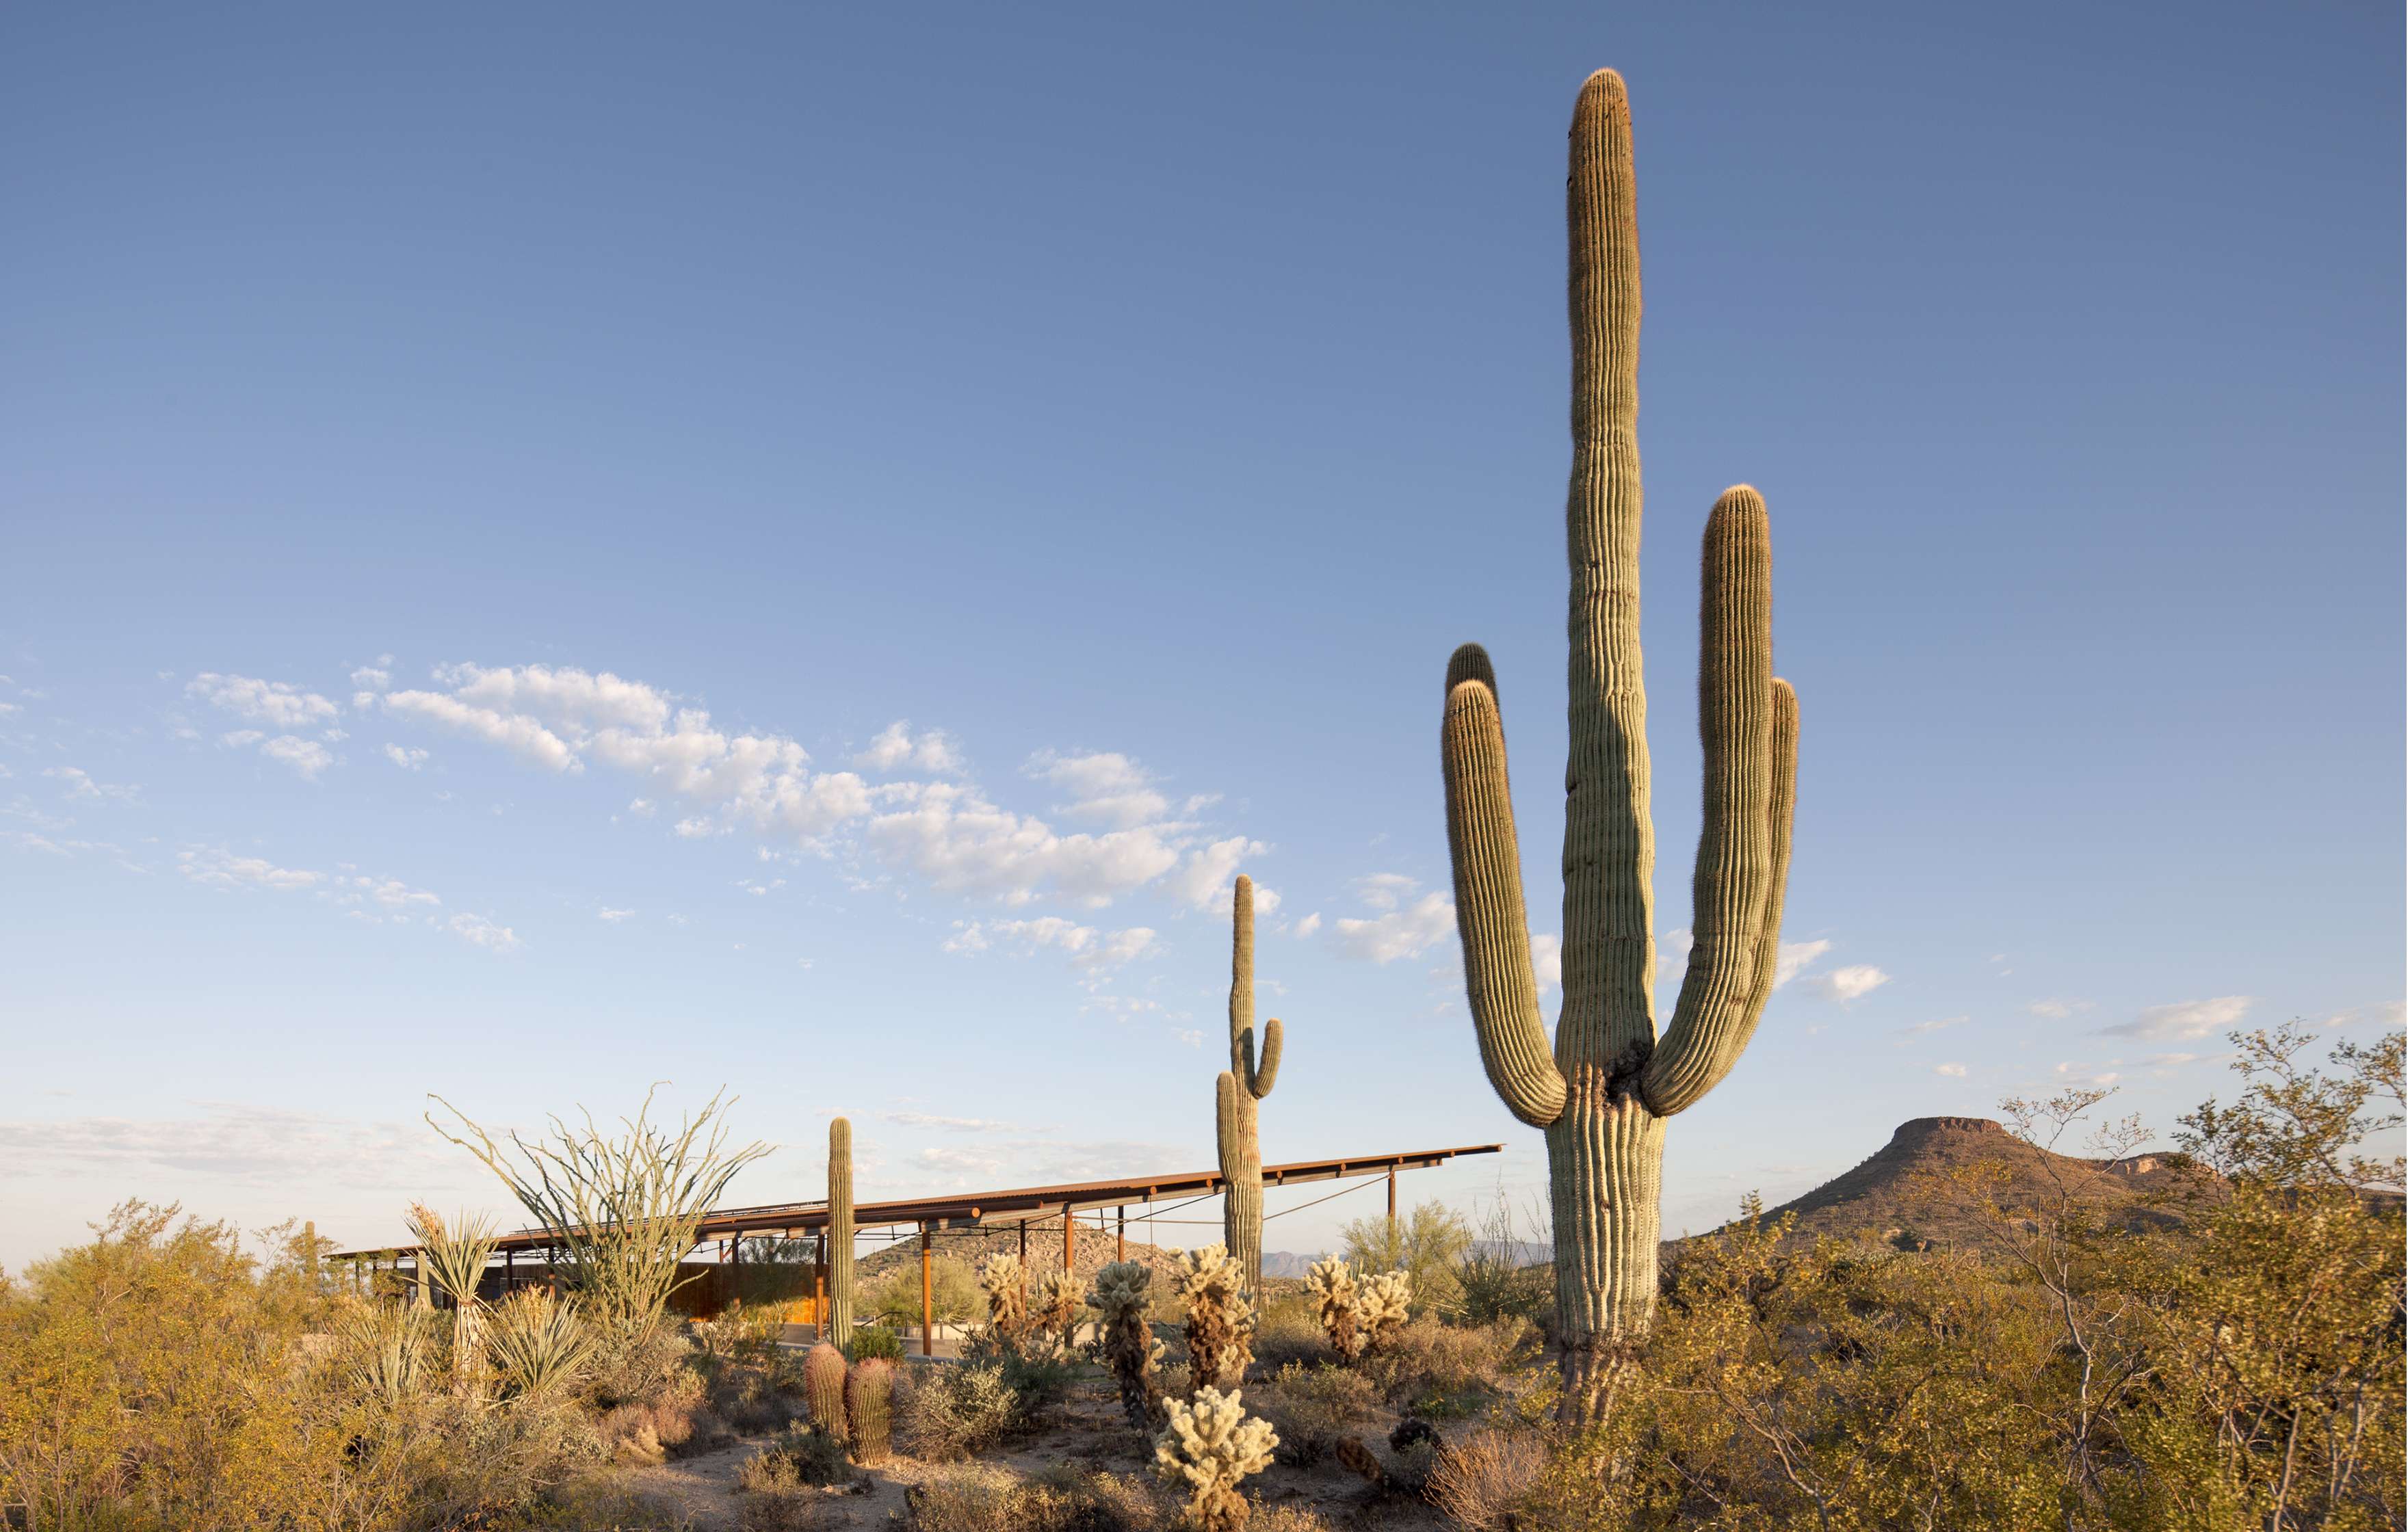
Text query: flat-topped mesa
1892 1116 2008 1141
1437 67 1803 1427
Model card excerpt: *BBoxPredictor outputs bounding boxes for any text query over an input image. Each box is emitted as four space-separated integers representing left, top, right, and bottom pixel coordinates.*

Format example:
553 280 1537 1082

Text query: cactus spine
1439 68 1800 1424
1216 875 1283 1298
826 1117 854 1347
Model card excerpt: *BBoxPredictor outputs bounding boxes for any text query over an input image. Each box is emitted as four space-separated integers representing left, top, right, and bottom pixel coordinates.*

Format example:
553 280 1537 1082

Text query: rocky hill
1724 1115 2217 1252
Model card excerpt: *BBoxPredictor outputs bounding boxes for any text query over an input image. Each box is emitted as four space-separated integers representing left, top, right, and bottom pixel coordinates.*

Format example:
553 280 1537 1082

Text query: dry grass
1426 1427 1547 1531
1251 1362 1379 1466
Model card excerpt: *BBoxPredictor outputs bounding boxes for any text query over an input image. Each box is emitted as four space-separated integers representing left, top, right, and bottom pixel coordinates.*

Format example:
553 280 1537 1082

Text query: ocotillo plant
1216 875 1283 1297
1438 69 1801 1423
827 1117 854 1346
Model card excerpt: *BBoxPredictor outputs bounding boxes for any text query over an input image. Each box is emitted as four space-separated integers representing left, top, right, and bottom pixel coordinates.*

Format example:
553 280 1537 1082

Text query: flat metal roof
330 1141 1502 1260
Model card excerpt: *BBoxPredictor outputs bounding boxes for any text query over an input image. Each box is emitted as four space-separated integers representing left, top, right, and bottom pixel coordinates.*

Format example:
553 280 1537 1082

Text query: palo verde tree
1439 68 1801 1423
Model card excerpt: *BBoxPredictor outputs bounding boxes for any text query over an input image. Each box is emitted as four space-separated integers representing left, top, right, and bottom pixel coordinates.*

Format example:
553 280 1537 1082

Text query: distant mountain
1703 1115 2217 1252
1260 1250 1329 1280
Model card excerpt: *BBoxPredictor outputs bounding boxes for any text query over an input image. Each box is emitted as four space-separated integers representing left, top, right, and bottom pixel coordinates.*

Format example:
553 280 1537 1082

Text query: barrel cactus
1439 68 1801 1424
843 1357 893 1463
1216 875 1283 1298
802 1341 847 1436
826 1118 854 1346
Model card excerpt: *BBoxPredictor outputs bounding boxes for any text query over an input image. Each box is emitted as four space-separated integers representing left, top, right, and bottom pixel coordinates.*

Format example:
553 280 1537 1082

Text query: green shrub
845 1323 904 1362
737 1423 852 1490
1253 1361 1378 1466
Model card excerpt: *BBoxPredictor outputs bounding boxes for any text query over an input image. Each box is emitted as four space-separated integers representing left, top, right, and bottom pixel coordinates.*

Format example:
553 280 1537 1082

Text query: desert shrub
1426 1426 1547 1530
1361 1316 1534 1416
1252 1361 1378 1466
709 1358 797 1436
898 1360 1021 1460
867 1254 981 1331
1248 1286 1330 1371
846 1322 905 1362
906 1462 1164 1532
1339 1202 1471 1317
586 1321 695 1408
739 1422 852 1489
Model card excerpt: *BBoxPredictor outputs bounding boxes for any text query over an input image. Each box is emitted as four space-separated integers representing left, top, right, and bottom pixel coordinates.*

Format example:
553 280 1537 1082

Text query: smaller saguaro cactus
1216 877 1284 1298
1087 1259 1165 1429
802 1342 848 1437
826 1118 854 1346
1303 1257 1363 1361
1155 1385 1279 1532
1175 1243 1255 1391
844 1357 893 1463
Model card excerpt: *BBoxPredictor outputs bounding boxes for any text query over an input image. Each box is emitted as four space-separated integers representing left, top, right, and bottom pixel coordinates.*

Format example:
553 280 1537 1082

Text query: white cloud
943 916 1160 969
1772 939 1831 989
599 908 635 923
1934 1062 1968 1078
257 735 332 779
1160 834 1266 912
0 1103 468 1188
177 846 324 891
2027 998 2091 1019
1531 932 1562 994
1352 873 1419 912
1903 1014 1967 1035
2100 995 2252 1041
628 798 657 817
1173 1029 1204 1048
1293 912 1322 938
44 766 138 803
447 913 521 953
384 689 578 771
340 876 440 911
186 673 341 729
869 782 1181 908
1333 891 1456 964
384 744 429 771
887 1111 1017 1133
350 665 391 692
2054 1060 2123 1088
858 721 965 777
1025 750 1169 829
1809 964 1892 1004
220 729 264 747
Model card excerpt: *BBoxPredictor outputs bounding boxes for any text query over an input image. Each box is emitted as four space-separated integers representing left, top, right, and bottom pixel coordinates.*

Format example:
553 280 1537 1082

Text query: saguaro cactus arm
1640 489 1796 1117
1441 648 1566 1129
1227 876 1281 1097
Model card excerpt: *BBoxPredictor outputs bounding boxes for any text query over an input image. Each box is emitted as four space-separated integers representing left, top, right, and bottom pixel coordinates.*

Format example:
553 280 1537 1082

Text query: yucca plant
405 1202 501 1395
483 1287 597 1401
330 1297 435 1408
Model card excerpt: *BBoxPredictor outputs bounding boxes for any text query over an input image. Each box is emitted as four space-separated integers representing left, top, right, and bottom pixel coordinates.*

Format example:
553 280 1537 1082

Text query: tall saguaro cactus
1439 69 1801 1423
827 1117 854 1347
1216 875 1283 1297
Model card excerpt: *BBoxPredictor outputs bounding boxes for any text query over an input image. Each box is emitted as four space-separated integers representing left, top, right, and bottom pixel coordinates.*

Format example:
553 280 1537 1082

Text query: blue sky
3 3 2400 1271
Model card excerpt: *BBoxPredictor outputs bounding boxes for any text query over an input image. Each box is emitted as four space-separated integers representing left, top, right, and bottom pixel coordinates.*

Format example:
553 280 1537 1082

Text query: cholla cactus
978 1252 1030 1342
1354 1271 1413 1353
1303 1256 1363 1360
1155 1385 1279 1532
1175 1243 1255 1390
1087 1259 1166 1428
844 1357 893 1463
1030 1267 1082 1353
802 1342 847 1436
